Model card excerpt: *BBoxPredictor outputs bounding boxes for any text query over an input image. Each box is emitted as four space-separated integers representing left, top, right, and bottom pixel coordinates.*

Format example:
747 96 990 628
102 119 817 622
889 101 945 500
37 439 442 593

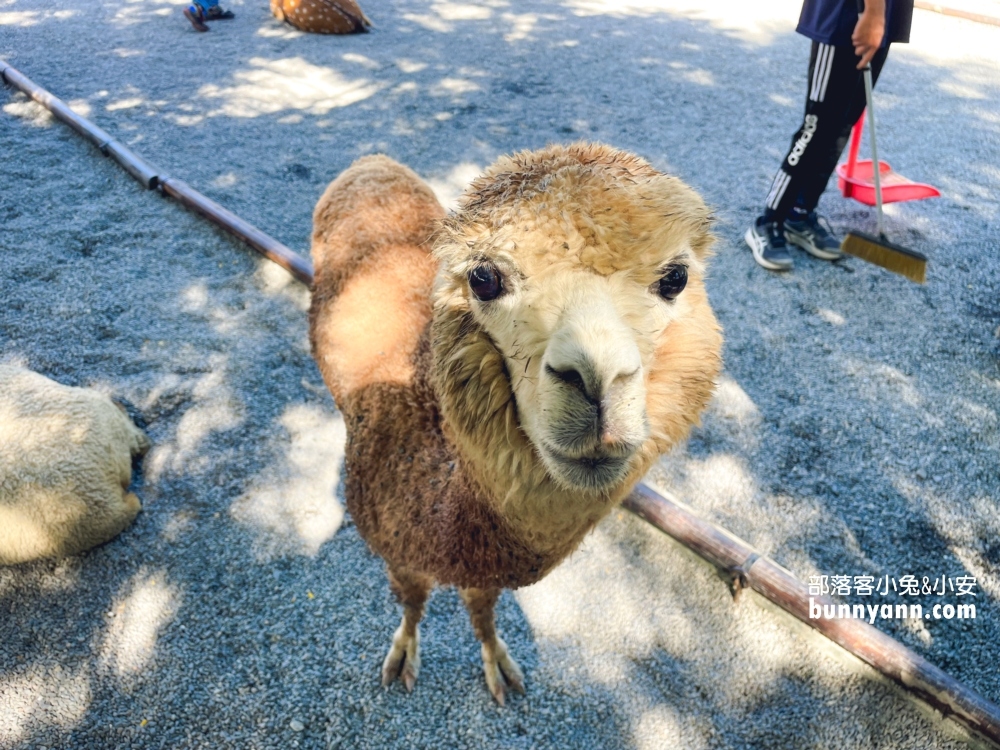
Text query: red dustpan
836 110 940 206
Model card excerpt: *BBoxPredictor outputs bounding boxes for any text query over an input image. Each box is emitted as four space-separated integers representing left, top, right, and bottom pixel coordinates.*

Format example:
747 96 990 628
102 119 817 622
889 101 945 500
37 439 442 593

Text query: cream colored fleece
0 366 150 565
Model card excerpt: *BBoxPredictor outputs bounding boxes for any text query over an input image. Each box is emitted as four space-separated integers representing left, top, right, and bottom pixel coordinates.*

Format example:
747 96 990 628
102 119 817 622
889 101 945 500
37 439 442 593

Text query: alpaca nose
545 361 639 406
545 363 596 403
543 344 645 453
544 289 643 406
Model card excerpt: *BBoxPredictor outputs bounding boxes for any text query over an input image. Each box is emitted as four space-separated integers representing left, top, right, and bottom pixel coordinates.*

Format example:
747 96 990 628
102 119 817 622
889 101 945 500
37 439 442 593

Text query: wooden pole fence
914 0 1000 27
624 485 1000 747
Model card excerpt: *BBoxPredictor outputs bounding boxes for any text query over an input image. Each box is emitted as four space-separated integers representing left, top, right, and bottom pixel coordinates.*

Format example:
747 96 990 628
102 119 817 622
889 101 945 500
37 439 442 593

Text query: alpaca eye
468 264 503 301
658 264 688 301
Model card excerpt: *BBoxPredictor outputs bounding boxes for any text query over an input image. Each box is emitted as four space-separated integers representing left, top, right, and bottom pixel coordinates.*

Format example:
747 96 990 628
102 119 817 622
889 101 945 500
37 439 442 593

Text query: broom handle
862 65 885 237
845 110 864 181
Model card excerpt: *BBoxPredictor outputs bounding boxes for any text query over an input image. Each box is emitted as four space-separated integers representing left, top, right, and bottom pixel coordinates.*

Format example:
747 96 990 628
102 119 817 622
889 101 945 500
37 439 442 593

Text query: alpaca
270 0 370 34
0 366 150 565
309 144 722 703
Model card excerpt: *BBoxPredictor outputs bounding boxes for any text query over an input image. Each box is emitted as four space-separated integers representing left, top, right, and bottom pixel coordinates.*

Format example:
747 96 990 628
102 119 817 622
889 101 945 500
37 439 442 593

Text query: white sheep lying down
0 365 150 565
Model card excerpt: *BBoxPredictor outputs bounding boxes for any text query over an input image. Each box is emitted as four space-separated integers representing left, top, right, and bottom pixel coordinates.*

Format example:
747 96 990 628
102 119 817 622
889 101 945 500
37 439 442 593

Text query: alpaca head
432 144 722 497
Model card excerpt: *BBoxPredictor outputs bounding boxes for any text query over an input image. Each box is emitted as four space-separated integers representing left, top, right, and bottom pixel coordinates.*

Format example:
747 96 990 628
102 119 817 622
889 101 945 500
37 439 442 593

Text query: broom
840 63 928 284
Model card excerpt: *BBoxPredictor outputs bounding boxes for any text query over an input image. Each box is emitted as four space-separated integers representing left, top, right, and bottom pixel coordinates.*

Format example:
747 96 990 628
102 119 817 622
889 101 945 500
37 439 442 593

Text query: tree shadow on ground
1 0 998 748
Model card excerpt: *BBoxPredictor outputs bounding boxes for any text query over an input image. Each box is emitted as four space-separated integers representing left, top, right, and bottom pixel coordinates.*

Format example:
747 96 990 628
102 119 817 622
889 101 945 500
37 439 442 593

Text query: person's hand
852 9 886 69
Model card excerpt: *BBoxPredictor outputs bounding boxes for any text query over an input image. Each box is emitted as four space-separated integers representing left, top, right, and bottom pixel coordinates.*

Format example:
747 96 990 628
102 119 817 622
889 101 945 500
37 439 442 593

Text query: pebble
1 4 996 750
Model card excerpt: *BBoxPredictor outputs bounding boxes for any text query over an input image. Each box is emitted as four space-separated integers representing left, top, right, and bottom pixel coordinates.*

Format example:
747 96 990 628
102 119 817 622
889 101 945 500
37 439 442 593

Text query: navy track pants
763 41 890 222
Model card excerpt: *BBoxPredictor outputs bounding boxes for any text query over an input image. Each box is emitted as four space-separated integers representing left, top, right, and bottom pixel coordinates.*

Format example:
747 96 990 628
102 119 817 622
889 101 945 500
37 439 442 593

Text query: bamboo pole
914 0 1000 27
160 177 314 285
0 61 313 285
624 484 1000 748
4 60 999 748
1 62 159 189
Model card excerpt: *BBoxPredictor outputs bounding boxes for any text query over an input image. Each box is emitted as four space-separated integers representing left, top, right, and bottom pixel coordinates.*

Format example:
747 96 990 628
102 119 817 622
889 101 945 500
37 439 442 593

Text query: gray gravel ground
1 0 998 748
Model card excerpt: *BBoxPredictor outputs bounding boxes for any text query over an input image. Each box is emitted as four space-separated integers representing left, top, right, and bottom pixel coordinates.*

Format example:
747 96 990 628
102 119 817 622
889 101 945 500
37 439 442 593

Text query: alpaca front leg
460 587 525 705
382 568 432 692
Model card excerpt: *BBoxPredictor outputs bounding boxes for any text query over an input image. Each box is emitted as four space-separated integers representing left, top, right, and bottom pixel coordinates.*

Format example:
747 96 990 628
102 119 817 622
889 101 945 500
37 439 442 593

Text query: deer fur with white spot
270 0 370 34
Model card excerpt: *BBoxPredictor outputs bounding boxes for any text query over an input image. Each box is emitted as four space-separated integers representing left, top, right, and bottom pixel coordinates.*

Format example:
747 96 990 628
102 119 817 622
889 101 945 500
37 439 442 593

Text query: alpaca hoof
482 639 524 706
381 624 420 692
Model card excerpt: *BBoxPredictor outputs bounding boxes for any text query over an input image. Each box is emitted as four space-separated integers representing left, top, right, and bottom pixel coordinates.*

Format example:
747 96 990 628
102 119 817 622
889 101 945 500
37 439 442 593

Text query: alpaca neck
439 394 644 556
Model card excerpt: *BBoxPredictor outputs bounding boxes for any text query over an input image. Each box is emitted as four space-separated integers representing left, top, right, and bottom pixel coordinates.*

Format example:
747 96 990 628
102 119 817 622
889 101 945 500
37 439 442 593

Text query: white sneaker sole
785 230 842 261
744 227 793 271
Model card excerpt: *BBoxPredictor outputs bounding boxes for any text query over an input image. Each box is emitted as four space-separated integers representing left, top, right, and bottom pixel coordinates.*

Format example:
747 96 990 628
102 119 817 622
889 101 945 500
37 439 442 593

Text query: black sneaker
205 6 235 20
745 217 793 271
784 211 842 260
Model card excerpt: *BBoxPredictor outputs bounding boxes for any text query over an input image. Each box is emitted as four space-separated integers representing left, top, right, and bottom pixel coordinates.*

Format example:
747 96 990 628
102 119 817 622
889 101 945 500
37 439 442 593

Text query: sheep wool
309 145 723 703
0 366 150 565
270 0 370 34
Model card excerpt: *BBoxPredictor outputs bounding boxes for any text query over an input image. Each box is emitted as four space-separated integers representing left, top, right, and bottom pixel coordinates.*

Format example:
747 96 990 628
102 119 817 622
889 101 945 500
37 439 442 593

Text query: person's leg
747 41 832 271
797 44 890 213
183 2 210 31
184 0 233 29
768 42 870 222
783 44 890 259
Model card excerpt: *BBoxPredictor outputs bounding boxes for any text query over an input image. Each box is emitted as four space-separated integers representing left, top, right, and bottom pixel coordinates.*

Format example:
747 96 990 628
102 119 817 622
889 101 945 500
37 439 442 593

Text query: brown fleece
309 147 722 693
340 345 571 590
310 155 576 589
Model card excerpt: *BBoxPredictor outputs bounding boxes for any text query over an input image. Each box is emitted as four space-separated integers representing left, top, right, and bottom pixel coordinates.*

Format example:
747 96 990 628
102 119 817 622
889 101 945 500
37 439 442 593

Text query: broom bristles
841 231 927 284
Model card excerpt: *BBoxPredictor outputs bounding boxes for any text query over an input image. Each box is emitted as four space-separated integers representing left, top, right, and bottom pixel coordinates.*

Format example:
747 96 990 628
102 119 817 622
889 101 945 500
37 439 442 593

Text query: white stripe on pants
765 170 792 210
810 44 835 103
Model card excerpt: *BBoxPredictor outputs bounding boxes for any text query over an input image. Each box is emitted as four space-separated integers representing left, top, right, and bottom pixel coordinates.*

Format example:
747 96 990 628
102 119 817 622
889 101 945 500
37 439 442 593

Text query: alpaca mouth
543 447 632 491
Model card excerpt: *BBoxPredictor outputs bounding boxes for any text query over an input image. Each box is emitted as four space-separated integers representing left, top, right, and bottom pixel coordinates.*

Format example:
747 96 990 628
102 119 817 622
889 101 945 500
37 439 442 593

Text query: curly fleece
309 144 722 591
0 366 150 565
